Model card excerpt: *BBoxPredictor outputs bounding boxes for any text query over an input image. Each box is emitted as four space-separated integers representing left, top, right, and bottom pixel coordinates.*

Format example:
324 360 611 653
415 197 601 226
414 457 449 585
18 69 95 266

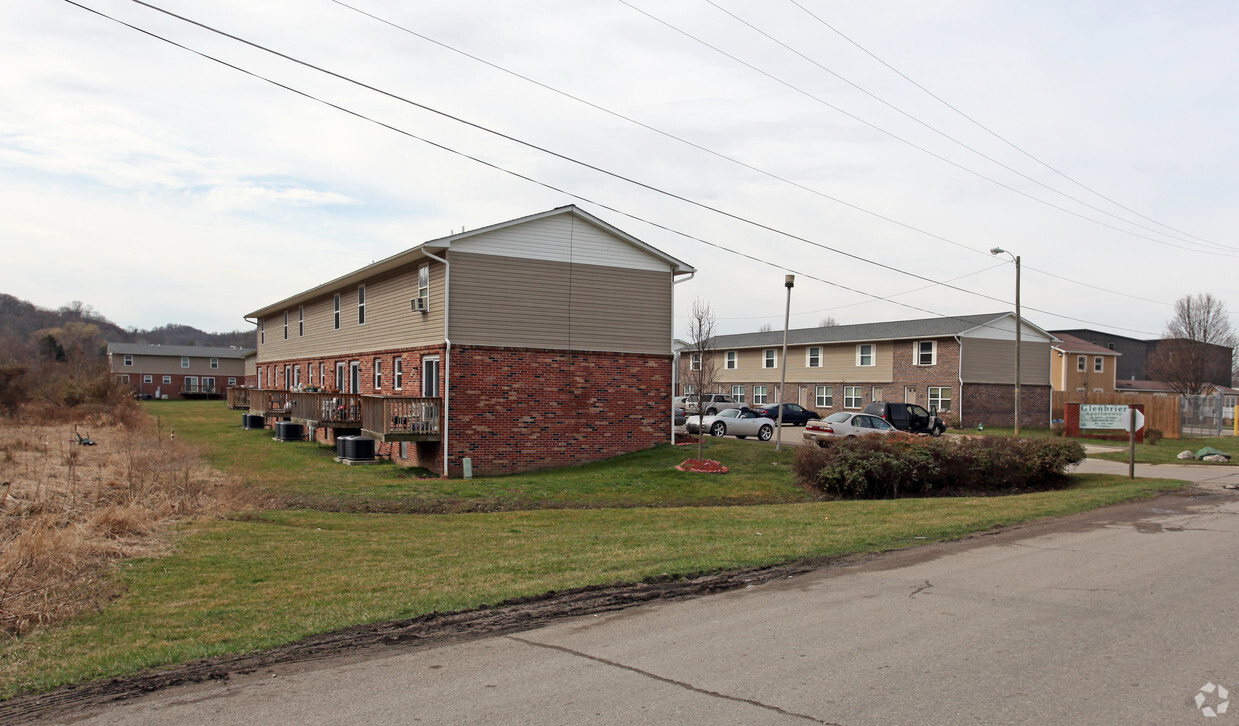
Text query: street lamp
775 274 794 451
990 247 1021 435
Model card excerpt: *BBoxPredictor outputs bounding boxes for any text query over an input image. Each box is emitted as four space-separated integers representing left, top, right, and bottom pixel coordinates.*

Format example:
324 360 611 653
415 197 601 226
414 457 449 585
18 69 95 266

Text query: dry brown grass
0 407 260 637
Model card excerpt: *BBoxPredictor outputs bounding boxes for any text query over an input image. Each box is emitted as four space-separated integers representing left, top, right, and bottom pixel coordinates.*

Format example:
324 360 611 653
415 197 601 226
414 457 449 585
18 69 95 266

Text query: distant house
108 343 253 399
1050 334 1120 395
680 312 1054 427
245 205 694 476
1050 328 1233 388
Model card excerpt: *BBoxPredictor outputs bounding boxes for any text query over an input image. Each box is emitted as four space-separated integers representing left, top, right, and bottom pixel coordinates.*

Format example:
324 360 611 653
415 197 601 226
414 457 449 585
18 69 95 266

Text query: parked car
862 402 946 436
675 393 738 415
686 408 776 441
803 411 895 445
750 403 821 426
673 405 687 427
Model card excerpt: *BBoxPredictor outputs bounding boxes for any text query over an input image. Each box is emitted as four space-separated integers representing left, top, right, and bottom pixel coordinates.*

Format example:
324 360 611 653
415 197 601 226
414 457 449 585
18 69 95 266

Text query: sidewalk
1074 454 1239 489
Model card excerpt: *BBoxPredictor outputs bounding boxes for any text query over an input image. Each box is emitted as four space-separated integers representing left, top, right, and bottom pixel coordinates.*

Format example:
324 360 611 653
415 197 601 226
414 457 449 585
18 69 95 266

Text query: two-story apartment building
1050 334 1120 395
108 343 253 399
679 312 1053 427
245 205 693 476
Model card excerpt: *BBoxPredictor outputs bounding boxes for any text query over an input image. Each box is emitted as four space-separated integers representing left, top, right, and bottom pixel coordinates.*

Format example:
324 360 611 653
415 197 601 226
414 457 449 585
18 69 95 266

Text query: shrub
794 435 1086 499
1144 429 1164 445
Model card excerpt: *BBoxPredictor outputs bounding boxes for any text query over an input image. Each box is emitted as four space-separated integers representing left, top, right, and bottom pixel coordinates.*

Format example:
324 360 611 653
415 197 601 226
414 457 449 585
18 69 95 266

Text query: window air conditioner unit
411 297 429 312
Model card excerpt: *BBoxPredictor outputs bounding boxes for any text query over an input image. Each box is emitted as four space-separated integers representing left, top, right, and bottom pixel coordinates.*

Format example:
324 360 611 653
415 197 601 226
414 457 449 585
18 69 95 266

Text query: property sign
1079 404 1134 430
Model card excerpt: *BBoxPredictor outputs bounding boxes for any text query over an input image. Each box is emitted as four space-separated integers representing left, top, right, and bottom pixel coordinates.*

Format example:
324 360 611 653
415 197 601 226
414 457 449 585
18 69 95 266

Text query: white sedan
686 408 776 441
803 411 895 446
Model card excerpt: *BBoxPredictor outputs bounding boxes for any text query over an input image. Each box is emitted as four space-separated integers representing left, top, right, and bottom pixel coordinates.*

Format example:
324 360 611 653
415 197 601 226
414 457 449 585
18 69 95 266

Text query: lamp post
990 247 1021 435
775 274 794 450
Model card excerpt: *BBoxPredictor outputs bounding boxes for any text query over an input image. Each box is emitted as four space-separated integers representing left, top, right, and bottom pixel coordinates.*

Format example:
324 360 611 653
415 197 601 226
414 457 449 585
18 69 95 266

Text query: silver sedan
686 408 776 441
803 411 895 446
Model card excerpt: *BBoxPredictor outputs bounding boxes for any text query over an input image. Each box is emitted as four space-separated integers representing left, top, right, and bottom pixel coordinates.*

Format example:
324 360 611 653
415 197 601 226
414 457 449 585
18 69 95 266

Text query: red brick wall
961 383 1051 428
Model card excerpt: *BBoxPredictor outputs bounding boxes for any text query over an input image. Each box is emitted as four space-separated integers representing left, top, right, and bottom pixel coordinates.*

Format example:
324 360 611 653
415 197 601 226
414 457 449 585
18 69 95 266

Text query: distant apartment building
108 343 253 399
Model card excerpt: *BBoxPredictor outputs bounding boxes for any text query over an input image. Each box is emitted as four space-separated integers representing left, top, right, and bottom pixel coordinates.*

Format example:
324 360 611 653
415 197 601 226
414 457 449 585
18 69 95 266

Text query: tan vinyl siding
257 262 445 363
713 342 894 383
962 338 1050 384
450 251 671 354
120 354 246 376
453 214 669 272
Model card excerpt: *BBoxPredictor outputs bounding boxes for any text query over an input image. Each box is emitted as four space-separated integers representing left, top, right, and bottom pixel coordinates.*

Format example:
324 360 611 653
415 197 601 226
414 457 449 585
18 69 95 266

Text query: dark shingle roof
107 343 254 359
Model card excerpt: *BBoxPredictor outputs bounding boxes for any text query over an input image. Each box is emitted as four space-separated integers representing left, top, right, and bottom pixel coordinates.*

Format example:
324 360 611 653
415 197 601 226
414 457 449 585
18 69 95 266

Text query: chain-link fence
1180 394 1233 437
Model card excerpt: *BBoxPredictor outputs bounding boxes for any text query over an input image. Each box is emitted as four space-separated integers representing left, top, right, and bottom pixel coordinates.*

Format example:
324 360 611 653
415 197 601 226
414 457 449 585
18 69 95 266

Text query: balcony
181 384 222 400
252 389 292 418
225 386 251 410
287 392 363 429
361 396 442 442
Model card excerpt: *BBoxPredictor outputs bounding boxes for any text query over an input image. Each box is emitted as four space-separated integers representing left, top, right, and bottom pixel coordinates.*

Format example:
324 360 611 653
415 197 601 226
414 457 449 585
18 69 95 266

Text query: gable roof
107 343 254 359
1052 333 1121 356
246 205 693 319
686 312 1053 351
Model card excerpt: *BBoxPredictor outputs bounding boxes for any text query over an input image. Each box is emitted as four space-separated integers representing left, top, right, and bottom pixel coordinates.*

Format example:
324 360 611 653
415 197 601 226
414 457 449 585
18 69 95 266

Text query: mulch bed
675 458 728 473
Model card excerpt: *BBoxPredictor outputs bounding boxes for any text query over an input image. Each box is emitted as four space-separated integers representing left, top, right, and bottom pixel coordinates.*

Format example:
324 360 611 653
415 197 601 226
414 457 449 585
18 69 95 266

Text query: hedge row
793 435 1087 499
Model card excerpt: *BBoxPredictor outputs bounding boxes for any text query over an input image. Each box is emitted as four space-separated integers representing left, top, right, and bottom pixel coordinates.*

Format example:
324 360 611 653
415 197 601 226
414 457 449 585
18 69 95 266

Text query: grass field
0 401 1194 699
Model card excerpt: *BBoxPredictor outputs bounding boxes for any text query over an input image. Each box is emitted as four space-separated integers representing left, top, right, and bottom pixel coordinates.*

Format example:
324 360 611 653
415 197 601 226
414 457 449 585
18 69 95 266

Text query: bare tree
757 322 772 333
1146 293 1236 394
818 316 839 327
685 298 718 462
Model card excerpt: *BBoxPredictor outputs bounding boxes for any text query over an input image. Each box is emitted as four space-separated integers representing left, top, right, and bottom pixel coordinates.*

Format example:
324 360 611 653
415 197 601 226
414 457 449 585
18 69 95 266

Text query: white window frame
763 349 777 369
143 374 153 384
856 344 875 367
806 347 821 368
298 306 304 337
1077 355 1086 372
928 386 952 412
725 351 737 370
418 263 430 301
333 294 341 330
815 385 833 408
119 374 130 384
683 384 695 395
689 352 702 371
394 358 403 390
357 285 366 325
731 384 745 403
162 375 171 384
336 362 346 392
293 365 301 388
283 311 289 340
753 385 769 404
872 387 883 402
180 356 190 368
374 358 382 390
228 377 237 386
260 319 265 345
844 385 863 409
123 354 133 366
914 340 936 366
210 357 219 369
1094 356 1104 373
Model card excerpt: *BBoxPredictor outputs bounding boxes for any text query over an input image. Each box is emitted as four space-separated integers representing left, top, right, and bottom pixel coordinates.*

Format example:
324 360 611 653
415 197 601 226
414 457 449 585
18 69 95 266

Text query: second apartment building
680 312 1054 428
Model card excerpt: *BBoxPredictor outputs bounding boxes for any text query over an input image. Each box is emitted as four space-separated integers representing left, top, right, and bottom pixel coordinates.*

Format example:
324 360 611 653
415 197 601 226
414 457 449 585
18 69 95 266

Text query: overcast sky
3 0 1237 339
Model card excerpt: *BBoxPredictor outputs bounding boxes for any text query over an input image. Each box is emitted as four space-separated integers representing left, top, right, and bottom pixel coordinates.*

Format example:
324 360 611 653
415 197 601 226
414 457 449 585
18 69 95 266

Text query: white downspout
423 250 451 477
671 272 695 441
955 335 965 426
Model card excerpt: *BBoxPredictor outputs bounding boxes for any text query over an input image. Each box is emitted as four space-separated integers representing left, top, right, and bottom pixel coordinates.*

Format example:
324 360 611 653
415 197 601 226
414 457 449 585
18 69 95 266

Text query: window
1077 355 1086 372
333 294 341 330
162 375 171 384
844 386 863 409
319 363 325 387
928 387 951 412
731 385 745 403
1094 357 1104 373
203 376 215 391
815 385 833 408
374 358 382 390
683 384 695 395
725 351 737 369
915 341 936 366
120 374 130 384
357 285 366 325
689 352 702 371
418 264 430 301
293 365 301 388
308 365 314 385
283 311 289 340
228 377 237 386
1107 342 1115 350
298 306 304 336
123 354 133 366
335 362 346 392
856 344 875 367
806 347 821 368
394 358 403 390
180 357 190 368
422 356 440 397
872 387 883 402
143 375 152 384
210 357 219 369
258 369 264 389
753 386 769 404
260 319 265 345
184 376 197 391
349 361 361 394
763 349 777 368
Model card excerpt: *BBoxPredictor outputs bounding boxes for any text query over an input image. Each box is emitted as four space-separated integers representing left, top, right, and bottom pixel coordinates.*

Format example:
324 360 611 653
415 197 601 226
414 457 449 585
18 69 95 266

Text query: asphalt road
64 472 1239 725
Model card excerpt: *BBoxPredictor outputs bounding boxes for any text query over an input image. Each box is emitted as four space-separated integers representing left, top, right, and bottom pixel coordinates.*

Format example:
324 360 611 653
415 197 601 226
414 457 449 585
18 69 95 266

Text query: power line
618 0 1239 259
785 0 1228 252
59 0 1163 337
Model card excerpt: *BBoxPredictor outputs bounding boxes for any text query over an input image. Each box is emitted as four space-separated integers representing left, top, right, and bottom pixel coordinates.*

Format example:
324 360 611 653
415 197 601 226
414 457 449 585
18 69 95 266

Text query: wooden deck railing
226 387 251 410
361 396 441 441
287 392 363 427
252 389 291 417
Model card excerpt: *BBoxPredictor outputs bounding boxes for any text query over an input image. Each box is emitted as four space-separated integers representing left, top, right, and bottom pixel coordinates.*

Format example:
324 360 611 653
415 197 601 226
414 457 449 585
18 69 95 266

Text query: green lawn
146 400 817 511
0 472 1186 698
1087 435 1239 465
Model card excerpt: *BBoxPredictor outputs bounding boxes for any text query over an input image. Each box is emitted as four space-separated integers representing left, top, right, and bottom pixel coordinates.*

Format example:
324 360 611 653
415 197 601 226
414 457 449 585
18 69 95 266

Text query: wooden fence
1052 391 1181 439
